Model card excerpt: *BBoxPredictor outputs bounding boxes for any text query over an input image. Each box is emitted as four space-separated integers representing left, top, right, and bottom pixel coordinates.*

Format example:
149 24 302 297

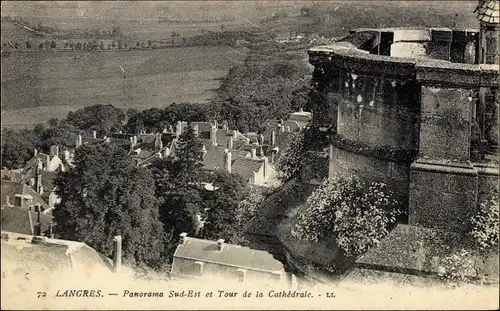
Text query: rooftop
476 0 499 24
173 235 285 273
1 231 114 280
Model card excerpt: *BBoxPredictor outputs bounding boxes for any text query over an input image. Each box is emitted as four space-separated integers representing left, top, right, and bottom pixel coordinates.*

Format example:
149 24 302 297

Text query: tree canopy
53 143 166 269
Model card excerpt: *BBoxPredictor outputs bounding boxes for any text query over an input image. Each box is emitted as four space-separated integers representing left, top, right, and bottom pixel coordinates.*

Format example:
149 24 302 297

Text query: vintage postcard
1 1 499 310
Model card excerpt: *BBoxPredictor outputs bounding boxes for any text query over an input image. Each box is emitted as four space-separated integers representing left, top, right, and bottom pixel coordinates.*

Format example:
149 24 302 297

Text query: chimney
299 108 304 113
34 210 42 236
228 136 234 150
213 120 218 129
259 134 265 145
163 147 171 157
63 150 70 161
263 156 269 178
133 135 138 145
50 145 59 157
217 239 225 251
176 121 183 135
211 125 217 146
251 148 257 159
179 232 188 245
222 121 228 131
245 137 250 145
76 134 83 149
91 130 96 139
224 149 232 173
58 162 65 172
44 155 50 171
49 222 54 238
113 235 122 274
34 148 38 157
232 130 238 138
192 124 199 137
285 125 291 132
271 130 276 146
129 136 135 147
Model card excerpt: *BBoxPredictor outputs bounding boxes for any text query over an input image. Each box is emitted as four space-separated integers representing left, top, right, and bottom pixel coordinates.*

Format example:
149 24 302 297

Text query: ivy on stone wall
329 133 417 164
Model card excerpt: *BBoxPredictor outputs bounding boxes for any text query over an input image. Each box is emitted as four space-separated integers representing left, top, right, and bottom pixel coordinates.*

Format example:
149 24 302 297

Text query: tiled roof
231 158 264 181
41 171 58 192
138 134 156 144
1 205 53 235
476 0 499 24
201 146 248 172
1 180 50 211
0 170 24 183
173 236 285 273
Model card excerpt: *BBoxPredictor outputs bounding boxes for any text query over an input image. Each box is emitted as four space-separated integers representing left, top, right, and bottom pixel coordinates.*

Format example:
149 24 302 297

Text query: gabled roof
231 158 265 181
41 171 58 192
173 236 284 273
1 180 50 211
201 146 248 171
1 205 53 235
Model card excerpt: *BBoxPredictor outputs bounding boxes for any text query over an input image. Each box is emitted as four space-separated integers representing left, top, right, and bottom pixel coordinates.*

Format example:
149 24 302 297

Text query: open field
1 46 247 128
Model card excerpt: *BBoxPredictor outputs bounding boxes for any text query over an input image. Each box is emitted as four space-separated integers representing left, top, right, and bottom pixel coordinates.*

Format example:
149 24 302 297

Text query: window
193 261 204 277
236 269 246 283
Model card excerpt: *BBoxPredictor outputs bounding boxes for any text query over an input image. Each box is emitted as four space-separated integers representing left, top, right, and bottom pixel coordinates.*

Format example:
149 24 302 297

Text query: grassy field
1 46 247 128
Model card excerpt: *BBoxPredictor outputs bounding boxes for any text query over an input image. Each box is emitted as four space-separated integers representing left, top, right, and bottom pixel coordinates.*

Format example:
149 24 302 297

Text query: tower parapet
308 25 499 232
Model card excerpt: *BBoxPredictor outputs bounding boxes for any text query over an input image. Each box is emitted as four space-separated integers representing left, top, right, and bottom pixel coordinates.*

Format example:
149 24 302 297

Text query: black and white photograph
1 1 499 309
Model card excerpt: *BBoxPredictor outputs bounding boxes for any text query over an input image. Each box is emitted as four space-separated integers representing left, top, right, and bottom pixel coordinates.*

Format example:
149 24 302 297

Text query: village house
170 233 293 287
1 231 129 291
1 203 54 236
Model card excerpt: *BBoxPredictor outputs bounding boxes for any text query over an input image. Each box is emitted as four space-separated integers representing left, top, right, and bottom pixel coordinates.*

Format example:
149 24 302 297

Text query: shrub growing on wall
275 130 306 182
291 175 401 257
469 196 499 252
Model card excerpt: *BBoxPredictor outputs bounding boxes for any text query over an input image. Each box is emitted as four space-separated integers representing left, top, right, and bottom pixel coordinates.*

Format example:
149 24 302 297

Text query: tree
50 40 56 48
1 129 40 169
275 130 306 182
200 170 249 244
25 40 32 49
53 143 166 269
99 41 105 50
149 126 205 252
66 104 126 136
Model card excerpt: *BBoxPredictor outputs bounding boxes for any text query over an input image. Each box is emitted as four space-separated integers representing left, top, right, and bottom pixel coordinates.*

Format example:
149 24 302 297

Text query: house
1 231 127 290
171 233 291 286
1 204 54 236
1 179 50 212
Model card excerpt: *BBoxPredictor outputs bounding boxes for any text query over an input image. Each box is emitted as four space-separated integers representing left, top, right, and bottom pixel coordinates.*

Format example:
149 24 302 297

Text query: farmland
1 45 247 128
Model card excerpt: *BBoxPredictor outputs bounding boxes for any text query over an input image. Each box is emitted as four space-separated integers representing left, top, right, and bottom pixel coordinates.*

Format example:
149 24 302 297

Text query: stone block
418 86 473 161
416 60 480 87
430 28 453 43
393 29 431 42
409 160 478 232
